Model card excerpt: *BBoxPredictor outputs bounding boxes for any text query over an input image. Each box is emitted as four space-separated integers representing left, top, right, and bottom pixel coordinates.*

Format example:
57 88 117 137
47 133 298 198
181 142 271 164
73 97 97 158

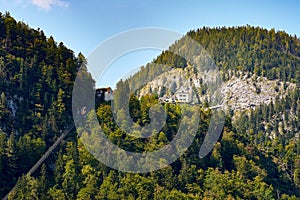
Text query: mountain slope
0 12 92 198
0 13 299 199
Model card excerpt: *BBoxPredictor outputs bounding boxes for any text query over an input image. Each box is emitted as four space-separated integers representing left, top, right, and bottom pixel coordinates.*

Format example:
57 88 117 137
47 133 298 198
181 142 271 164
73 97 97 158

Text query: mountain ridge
0 14 299 199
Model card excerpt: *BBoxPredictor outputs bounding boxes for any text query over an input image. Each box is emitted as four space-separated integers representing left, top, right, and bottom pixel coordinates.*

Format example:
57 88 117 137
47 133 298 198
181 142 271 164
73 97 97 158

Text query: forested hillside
0 12 299 199
0 12 89 198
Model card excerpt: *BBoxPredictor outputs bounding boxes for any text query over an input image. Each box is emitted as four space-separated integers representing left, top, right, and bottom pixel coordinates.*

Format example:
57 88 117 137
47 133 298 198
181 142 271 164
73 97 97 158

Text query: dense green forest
128 25 300 93
0 12 299 199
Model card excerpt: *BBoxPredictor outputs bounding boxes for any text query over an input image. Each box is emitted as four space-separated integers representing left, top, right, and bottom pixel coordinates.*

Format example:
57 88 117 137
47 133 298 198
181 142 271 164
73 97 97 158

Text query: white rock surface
137 67 296 111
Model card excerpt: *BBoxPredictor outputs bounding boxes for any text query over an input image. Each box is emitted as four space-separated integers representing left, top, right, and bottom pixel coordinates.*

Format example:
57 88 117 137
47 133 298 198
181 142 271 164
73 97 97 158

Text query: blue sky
0 0 299 88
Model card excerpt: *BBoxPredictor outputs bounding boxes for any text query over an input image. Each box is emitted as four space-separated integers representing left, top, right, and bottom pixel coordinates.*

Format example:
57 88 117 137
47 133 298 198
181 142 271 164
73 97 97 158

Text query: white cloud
31 0 69 10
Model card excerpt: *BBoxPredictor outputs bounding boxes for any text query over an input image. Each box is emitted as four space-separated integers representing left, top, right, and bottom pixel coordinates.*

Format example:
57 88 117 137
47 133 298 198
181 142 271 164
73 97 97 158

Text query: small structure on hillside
174 87 191 103
159 96 177 104
96 87 113 102
159 86 192 104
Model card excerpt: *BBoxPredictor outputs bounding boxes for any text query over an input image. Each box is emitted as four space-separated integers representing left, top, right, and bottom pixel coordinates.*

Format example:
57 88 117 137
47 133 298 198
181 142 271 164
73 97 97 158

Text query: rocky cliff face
221 74 296 111
137 66 296 112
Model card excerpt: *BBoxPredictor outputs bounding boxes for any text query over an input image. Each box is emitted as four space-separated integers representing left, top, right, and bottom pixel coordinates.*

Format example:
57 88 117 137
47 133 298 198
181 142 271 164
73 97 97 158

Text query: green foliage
8 175 39 200
0 12 92 198
0 13 299 199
